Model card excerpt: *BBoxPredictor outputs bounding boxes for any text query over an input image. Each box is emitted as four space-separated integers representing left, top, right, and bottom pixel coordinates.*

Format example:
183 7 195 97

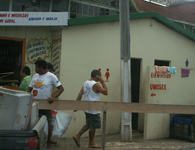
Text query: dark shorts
85 112 101 130
39 109 52 129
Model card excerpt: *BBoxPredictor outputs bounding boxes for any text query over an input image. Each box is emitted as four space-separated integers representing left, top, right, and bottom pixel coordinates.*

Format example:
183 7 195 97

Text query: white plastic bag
43 120 48 136
52 111 73 137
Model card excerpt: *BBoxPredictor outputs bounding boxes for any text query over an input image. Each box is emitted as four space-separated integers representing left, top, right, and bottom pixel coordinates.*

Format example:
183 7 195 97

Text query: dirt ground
50 133 195 150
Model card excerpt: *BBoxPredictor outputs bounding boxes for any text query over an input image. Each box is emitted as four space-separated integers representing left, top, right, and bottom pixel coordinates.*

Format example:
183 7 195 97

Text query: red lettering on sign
53 36 61 45
151 72 171 79
150 84 167 90
0 14 7 17
52 56 59 63
5 19 15 23
151 93 156 97
11 13 29 18
0 19 3 23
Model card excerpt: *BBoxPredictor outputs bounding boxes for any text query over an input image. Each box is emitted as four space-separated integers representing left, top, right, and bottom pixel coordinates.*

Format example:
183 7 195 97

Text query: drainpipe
119 0 132 142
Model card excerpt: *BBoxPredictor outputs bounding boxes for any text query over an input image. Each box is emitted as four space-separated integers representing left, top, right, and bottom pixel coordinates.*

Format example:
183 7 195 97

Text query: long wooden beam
34 100 195 114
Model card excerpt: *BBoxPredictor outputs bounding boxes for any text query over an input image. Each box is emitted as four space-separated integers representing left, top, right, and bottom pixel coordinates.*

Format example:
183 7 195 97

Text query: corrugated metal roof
143 0 195 7
133 0 195 25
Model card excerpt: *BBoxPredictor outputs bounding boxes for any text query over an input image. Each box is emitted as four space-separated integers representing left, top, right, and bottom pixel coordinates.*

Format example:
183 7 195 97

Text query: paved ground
50 133 195 150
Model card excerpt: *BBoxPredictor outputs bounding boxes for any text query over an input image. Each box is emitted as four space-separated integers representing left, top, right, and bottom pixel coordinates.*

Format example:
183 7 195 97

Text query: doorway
131 58 141 130
0 38 25 86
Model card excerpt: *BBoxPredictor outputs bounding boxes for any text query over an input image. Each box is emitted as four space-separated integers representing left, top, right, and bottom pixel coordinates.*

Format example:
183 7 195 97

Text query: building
0 0 195 140
61 12 195 140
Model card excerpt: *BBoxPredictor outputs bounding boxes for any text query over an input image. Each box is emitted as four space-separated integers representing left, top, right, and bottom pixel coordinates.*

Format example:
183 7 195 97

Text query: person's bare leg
88 129 100 148
89 129 96 146
75 124 89 139
73 124 89 147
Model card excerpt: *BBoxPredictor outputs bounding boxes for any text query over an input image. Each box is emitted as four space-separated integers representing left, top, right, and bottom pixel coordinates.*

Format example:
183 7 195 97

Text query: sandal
73 136 80 147
88 144 101 148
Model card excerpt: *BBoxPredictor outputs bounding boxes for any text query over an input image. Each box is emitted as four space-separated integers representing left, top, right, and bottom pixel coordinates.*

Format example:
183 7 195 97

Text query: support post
101 111 107 150
119 0 132 142
9 0 12 11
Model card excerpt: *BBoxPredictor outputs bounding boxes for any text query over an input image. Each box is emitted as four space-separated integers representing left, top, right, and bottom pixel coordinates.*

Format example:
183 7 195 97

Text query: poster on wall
52 34 62 78
26 38 52 63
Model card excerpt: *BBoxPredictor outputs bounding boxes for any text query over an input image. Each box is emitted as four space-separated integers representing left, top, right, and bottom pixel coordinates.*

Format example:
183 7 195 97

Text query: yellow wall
130 19 195 139
59 22 122 137
59 18 195 139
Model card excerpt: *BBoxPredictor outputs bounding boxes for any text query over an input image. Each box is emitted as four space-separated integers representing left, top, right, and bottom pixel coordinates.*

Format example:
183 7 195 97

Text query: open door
0 37 25 87
131 58 141 130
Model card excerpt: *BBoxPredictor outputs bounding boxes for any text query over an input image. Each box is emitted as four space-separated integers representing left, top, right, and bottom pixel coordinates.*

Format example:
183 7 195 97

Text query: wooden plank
34 100 195 114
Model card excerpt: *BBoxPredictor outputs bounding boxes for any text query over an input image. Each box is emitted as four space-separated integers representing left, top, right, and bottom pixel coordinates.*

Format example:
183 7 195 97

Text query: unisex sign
0 12 68 26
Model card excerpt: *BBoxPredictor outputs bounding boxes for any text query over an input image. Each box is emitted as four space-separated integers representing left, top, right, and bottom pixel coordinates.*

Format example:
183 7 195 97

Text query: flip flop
50 140 57 144
88 144 101 148
73 136 80 147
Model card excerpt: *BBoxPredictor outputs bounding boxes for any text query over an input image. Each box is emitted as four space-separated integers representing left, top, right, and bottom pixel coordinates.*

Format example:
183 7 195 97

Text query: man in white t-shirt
27 59 64 149
73 69 108 148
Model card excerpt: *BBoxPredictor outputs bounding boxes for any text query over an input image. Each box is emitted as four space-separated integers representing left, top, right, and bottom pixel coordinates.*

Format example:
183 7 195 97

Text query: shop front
0 11 68 88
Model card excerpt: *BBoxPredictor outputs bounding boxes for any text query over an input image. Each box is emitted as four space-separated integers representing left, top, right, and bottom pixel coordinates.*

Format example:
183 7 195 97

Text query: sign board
52 34 62 78
26 38 51 63
0 12 68 26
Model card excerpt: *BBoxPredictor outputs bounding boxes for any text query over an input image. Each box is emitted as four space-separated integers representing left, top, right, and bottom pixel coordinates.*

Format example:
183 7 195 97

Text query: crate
170 116 195 141
191 116 195 141
171 123 189 140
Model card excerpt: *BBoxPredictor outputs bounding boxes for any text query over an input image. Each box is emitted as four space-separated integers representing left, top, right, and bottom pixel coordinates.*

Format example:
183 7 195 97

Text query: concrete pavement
50 133 195 150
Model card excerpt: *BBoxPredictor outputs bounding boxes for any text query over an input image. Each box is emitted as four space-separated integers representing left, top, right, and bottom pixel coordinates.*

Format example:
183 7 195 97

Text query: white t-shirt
83 80 100 114
29 72 61 100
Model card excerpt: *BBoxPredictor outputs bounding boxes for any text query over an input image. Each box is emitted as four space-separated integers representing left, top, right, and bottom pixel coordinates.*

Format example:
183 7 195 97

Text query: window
40 0 50 12
12 0 50 12
52 0 68 12
154 60 170 66
0 0 9 11
69 1 119 18
12 0 22 11
12 0 31 11
1 0 118 17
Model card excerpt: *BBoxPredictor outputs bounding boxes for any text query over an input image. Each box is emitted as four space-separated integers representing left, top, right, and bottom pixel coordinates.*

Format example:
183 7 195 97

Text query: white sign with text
0 12 68 26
